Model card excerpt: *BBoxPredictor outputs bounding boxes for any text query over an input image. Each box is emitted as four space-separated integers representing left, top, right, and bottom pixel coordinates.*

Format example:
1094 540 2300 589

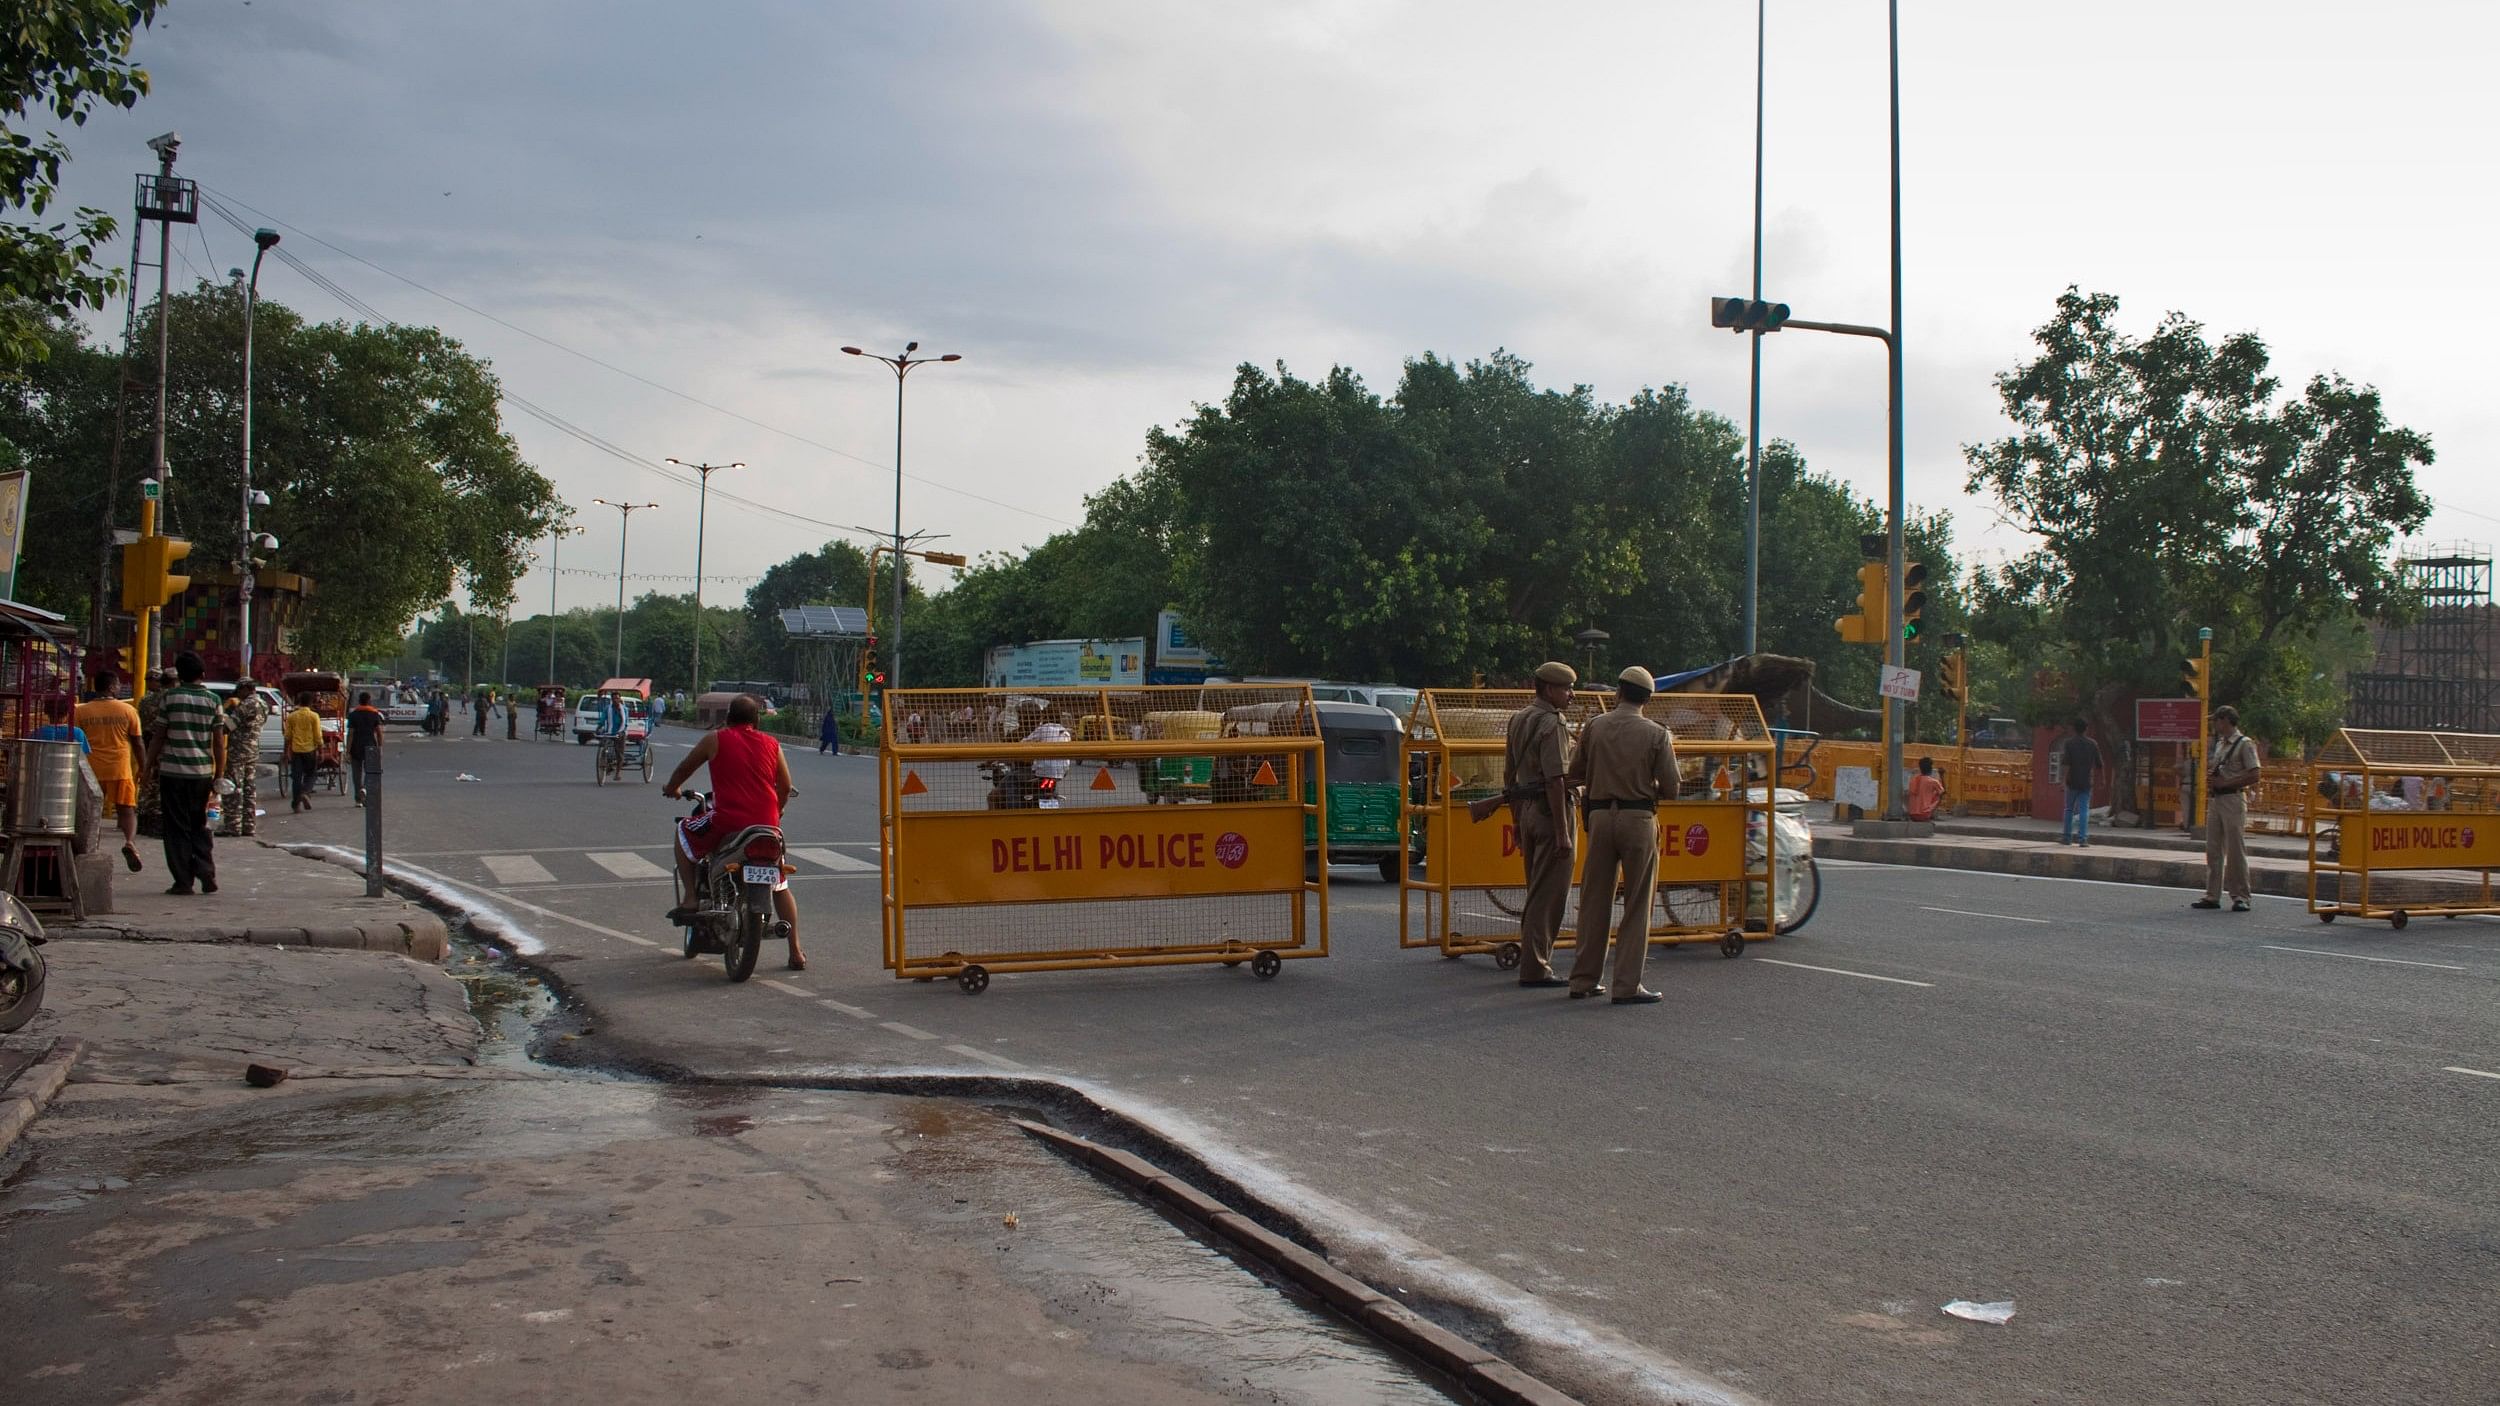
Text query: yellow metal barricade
2308 728 2500 928
1399 690 1776 965
881 685 1328 992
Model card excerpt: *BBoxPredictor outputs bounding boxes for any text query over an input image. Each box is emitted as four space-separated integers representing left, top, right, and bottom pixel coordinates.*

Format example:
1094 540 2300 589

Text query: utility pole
133 133 195 688
1882 0 1908 818
237 228 278 685
841 342 961 691
1741 0 1767 655
667 457 743 698
590 498 657 679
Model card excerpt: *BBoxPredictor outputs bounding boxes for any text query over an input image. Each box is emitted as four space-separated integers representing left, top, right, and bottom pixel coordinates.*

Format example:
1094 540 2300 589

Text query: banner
0 470 28 601
2348 817 2500 871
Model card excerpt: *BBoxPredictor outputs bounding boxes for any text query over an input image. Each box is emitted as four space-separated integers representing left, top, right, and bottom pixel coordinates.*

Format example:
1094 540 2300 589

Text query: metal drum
9 739 82 836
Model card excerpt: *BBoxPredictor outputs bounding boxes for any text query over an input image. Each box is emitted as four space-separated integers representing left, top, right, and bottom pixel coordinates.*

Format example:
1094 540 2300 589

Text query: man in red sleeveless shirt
662 694 806 968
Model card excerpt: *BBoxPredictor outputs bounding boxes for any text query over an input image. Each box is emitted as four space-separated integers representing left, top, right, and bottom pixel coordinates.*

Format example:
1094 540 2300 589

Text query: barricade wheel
1251 950 1282 980
1719 930 1746 958
1494 942 1522 971
2390 910 2410 930
958 965 990 995
2318 912 2335 924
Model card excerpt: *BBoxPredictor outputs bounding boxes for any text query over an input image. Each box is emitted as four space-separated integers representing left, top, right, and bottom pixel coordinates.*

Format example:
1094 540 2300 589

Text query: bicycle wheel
1659 883 1724 928
593 744 606 785
1775 857 1821 935
640 746 653 782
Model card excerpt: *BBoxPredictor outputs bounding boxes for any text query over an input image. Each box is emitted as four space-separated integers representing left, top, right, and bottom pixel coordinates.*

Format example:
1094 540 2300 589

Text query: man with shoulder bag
2192 704 2260 913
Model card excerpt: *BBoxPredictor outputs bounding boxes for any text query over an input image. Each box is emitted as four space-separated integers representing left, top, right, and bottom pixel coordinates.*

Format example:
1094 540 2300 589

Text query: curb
1015 1118 1582 1406
45 915 448 961
0 1035 84 1158
1816 834 2475 905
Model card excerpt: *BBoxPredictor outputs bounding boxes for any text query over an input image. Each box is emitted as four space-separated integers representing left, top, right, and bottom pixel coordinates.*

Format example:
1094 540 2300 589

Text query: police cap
1617 666 1655 691
1532 661 1577 687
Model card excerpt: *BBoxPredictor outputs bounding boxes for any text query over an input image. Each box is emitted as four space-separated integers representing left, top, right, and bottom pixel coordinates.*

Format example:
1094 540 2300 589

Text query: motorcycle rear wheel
723 888 763 982
0 946 45 1033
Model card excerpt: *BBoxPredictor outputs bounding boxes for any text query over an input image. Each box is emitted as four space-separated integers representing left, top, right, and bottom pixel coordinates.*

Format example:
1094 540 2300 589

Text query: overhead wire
199 182 1078 528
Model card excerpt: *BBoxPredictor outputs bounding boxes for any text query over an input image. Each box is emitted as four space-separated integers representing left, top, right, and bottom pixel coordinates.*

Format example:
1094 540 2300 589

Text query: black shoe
1569 986 1607 1000
1518 976 1569 989
664 906 699 926
200 879 218 895
2231 900 2251 912
2190 899 2222 910
165 884 193 896
1611 989 1664 1005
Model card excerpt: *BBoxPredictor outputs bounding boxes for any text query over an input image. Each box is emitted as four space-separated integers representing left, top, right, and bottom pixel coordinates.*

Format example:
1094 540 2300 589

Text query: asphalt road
268 722 2500 1406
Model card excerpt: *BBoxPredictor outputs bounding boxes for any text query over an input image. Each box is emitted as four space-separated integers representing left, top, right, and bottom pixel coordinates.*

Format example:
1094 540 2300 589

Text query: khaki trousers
1569 809 1659 995
2204 791 2250 902
1515 799 1572 982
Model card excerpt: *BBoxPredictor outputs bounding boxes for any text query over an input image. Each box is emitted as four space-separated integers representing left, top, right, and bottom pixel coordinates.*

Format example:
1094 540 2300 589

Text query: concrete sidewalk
0 886 1466 1405
52 838 448 959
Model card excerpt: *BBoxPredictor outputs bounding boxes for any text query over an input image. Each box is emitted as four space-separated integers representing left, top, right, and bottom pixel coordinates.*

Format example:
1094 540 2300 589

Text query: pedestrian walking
1906 755 1945 823
473 686 492 735
2057 717 2100 846
819 704 842 755
145 652 226 896
2192 704 2261 913
32 695 88 752
284 693 323 811
426 690 447 736
1564 666 1680 1005
221 685 269 836
133 667 171 833
76 672 145 873
1497 661 1578 987
347 692 385 805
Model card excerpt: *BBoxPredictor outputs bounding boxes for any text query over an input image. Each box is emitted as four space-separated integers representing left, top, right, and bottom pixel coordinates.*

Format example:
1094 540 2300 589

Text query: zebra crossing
460 844 879 889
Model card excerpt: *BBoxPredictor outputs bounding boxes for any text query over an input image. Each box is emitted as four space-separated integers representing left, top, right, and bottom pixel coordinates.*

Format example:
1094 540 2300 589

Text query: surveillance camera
254 533 279 552
249 489 271 506
145 131 180 155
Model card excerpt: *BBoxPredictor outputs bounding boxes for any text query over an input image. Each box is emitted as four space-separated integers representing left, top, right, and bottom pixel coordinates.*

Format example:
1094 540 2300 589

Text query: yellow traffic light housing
2182 653 2210 701
1835 562 1889 644
118 533 194 612
1938 651 1967 702
1901 561 1929 641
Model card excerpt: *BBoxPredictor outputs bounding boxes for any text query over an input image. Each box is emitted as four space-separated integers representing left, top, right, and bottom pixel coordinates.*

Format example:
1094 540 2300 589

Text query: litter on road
1943 1299 2016 1325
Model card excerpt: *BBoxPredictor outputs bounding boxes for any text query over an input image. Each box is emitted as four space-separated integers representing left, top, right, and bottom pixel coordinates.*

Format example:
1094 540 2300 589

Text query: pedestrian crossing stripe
1252 760 1278 785
1090 766 1117 791
900 770 928 796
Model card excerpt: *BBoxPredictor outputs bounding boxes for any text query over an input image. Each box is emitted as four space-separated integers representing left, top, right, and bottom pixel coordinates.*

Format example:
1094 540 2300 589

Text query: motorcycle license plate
741 864 780 885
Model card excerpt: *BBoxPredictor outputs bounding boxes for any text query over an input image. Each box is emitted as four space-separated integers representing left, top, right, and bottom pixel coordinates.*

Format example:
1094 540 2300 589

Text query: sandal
122 844 142 872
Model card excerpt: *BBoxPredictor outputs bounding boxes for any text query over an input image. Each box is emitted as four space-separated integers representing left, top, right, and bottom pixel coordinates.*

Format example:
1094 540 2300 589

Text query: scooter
668 790 789 983
982 761 1061 810
0 892 50 1032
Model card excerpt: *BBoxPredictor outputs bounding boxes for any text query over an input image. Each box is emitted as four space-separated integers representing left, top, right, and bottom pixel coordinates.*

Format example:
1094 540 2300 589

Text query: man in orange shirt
1906 755 1946 823
74 671 145 873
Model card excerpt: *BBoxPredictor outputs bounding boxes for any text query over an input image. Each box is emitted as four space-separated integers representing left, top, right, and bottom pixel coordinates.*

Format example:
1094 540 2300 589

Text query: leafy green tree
1965 287 2432 770
0 0 163 370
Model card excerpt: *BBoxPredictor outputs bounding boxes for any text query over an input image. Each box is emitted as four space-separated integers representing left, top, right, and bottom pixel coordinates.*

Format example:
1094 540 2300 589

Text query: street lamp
840 341 960 692
667 457 743 698
1574 627 1610 681
237 227 278 683
545 520 582 684
589 498 657 678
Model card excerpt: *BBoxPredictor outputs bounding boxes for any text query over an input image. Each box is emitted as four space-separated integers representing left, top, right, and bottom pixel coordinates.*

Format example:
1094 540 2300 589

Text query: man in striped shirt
145 652 229 895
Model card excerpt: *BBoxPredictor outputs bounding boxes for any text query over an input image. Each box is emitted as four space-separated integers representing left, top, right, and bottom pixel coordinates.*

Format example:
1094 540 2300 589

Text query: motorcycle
670 790 789 983
0 891 49 1032
982 760 1062 811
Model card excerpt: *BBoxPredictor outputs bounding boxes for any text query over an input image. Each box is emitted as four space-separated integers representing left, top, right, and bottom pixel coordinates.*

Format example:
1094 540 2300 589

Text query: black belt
2212 786 2243 796
1582 799 1656 812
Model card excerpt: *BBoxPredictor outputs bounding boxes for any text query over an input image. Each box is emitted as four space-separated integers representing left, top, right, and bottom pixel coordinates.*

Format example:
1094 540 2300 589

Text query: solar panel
779 605 870 638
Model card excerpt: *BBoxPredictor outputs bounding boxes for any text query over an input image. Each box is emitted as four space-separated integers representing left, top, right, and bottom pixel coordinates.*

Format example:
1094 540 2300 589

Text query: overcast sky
51 1 2500 624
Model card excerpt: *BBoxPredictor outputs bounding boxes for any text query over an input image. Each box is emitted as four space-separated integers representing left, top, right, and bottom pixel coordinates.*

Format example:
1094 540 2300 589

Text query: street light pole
237 228 278 685
840 342 961 692
1883 0 1907 819
1741 0 1767 655
667 457 742 699
590 498 657 679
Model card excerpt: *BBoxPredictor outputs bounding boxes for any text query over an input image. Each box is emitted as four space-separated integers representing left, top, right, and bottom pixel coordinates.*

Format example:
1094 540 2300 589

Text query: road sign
2136 698 2203 742
140 479 160 501
1835 766 1881 811
1879 665 1921 703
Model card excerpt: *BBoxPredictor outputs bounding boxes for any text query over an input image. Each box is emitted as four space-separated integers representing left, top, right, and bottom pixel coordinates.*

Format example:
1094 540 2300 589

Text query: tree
0 0 163 370
1965 287 2432 766
0 290 561 662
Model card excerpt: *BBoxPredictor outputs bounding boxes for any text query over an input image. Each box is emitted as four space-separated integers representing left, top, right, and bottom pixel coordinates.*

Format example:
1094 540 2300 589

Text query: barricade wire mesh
897 891 1317 966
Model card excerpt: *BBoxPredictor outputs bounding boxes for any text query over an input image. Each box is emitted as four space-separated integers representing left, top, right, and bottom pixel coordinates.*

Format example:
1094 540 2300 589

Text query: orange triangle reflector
899 769 929 796
1090 766 1117 791
1252 760 1279 786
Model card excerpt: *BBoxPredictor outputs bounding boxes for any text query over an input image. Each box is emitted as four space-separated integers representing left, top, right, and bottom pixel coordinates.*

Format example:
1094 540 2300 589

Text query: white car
573 696 647 744
203 683 289 760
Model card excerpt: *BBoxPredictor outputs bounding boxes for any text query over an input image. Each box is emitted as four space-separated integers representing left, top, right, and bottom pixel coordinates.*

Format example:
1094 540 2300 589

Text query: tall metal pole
1741 0 1766 655
591 499 657 679
238 230 276 685
547 526 561 683
669 459 742 699
842 343 959 695
139 139 176 684
1881 0 1908 818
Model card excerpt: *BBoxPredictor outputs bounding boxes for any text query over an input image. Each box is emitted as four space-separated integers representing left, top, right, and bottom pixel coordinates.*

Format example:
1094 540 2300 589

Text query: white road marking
2443 1065 2500 1081
1920 905 2049 924
946 1043 1028 1070
762 980 811 998
481 854 557 886
1751 957 1935 988
2260 945 2466 972
820 1000 876 1019
790 846 877 873
381 858 663 948
588 851 670 880
880 1021 941 1041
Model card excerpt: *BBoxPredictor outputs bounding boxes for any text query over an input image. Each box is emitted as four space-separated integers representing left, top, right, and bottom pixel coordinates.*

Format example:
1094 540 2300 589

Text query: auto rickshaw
1138 709 1221 802
534 684 568 740
1309 702 1406 881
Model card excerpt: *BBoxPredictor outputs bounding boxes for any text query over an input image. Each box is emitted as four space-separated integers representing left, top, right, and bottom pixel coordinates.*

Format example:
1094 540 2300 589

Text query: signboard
1000 638 1146 689
1426 802 1746 888
1154 610 1215 668
899 804 1304 904
1955 765 2029 806
0 470 26 601
2136 698 2203 743
1835 765 1881 811
2348 817 2500 871
1879 665 1921 703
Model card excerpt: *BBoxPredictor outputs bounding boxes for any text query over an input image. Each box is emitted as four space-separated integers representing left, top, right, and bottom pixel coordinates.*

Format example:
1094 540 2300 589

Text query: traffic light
1937 651 1967 702
118 534 193 612
920 551 967 568
1709 296 1791 333
1900 561 1928 640
1835 562 1888 644
2182 652 2209 701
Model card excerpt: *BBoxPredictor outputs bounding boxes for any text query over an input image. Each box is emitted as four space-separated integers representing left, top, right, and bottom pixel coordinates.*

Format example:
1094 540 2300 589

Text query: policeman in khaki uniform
1565 666 1680 1004
1499 661 1579 987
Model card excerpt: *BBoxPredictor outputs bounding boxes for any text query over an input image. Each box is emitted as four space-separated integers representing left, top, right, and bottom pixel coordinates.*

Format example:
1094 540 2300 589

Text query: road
272 722 2500 1406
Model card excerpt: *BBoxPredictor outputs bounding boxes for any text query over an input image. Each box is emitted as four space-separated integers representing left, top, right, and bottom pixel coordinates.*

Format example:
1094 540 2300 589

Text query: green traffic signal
1900 561 1928 639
